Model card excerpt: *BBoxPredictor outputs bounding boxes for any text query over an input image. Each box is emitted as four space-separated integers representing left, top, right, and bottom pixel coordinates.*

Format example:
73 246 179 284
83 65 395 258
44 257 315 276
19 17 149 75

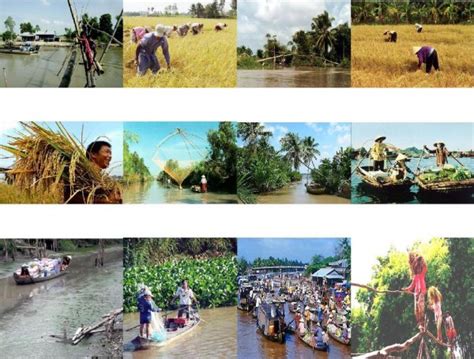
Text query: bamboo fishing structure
98 10 123 63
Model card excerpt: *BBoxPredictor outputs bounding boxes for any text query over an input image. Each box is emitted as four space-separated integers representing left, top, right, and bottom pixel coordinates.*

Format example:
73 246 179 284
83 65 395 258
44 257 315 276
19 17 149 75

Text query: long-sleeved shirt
416 46 435 67
139 33 170 65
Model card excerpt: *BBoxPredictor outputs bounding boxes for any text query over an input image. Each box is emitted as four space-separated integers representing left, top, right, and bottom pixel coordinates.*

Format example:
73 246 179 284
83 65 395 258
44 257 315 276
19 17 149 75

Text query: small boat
305 182 327 195
256 301 286 343
0 42 40 55
130 315 201 350
13 257 70 285
297 333 329 352
327 322 350 345
356 166 413 192
415 176 474 195
238 284 254 311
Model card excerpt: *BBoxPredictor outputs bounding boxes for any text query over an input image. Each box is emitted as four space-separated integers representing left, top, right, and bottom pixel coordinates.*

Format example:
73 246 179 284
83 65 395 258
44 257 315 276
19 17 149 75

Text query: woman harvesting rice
413 46 440 74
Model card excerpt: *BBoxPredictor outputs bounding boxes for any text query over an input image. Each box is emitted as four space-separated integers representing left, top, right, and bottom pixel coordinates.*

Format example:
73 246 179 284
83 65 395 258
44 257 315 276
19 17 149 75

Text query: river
0 247 123 358
238 68 350 88
257 179 350 204
238 305 350 359
124 181 238 204
123 306 236 359
351 158 474 204
0 46 122 87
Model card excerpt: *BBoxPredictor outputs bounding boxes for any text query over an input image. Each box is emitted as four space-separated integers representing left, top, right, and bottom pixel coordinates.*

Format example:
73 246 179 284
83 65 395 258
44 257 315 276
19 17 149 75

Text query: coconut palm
312 11 336 59
280 132 303 171
301 136 320 170
237 123 271 149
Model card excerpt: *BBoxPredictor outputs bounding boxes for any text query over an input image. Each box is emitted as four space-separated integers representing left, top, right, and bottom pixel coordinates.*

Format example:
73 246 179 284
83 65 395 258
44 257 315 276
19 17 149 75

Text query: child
403 252 427 330
444 312 457 346
137 288 160 339
413 46 440 74
428 286 443 341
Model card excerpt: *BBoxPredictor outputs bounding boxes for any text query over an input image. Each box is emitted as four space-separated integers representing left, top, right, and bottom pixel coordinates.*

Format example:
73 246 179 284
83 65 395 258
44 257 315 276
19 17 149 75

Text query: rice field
123 16 236 88
352 25 474 87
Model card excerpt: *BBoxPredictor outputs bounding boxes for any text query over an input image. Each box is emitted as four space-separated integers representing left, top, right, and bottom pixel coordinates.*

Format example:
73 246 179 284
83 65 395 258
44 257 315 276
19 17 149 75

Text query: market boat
256 301 286 343
327 322 350 345
13 257 70 285
356 166 413 192
305 182 327 195
130 315 201 350
237 284 254 311
297 332 329 352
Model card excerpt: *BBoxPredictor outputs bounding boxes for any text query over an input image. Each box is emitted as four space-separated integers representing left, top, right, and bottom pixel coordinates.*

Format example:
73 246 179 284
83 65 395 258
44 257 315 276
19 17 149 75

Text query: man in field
413 46 440 74
383 30 397 42
191 23 204 35
215 23 227 32
136 24 171 76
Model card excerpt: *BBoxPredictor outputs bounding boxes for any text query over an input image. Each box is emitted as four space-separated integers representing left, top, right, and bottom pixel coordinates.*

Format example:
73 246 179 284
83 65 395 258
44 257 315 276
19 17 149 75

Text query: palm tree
280 132 303 171
312 11 336 59
237 123 271 149
301 136 320 170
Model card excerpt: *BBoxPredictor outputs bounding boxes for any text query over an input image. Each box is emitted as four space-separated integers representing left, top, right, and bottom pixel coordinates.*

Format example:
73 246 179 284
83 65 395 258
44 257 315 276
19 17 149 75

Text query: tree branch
352 282 406 294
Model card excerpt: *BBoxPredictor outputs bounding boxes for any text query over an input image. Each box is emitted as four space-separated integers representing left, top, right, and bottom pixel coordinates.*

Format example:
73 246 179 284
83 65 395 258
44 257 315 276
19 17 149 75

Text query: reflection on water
123 306 236 359
238 305 350 359
0 249 123 358
238 68 350 88
351 158 474 204
257 179 350 204
124 181 238 204
0 47 122 87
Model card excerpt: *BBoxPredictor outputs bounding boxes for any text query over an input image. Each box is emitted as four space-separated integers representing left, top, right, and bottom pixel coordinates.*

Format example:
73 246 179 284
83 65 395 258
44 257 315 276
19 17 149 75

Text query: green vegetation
126 0 237 18
419 166 472 182
123 238 237 312
238 257 306 275
237 11 350 69
353 238 473 358
311 147 352 195
124 131 153 183
352 1 473 24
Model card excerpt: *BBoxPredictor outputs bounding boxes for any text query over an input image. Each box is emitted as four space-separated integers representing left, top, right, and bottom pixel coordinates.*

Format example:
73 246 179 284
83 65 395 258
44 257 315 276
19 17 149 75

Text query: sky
238 238 345 263
125 122 218 176
0 122 123 176
124 0 231 13
238 122 351 170
0 0 122 34
352 123 473 151
238 0 351 52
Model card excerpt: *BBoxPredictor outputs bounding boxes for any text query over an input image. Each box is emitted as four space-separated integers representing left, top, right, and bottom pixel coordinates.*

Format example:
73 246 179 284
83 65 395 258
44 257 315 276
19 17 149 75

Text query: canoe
327 323 350 345
357 166 413 191
305 183 327 195
130 316 201 350
13 270 67 285
297 333 329 352
0 48 39 55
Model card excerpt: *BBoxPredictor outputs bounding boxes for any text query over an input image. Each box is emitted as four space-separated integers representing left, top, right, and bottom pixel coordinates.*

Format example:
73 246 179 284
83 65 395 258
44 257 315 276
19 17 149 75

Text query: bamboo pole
59 49 77 88
351 283 406 294
98 10 123 63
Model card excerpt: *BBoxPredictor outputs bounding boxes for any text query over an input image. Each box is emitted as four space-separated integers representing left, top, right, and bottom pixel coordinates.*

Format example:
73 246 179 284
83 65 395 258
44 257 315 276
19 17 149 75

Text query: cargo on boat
13 256 71 285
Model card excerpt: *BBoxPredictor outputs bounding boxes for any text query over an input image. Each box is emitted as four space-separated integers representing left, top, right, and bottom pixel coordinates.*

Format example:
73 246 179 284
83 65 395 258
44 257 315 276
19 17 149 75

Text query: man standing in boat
424 141 449 168
172 280 197 320
368 135 399 171
137 288 161 339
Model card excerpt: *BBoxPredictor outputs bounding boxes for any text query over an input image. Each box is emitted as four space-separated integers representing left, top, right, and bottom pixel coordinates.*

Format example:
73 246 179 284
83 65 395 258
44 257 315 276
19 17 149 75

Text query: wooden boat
356 166 413 192
305 182 327 195
0 44 40 55
130 315 201 350
13 269 67 284
327 323 350 345
297 333 329 352
256 301 286 343
415 176 474 195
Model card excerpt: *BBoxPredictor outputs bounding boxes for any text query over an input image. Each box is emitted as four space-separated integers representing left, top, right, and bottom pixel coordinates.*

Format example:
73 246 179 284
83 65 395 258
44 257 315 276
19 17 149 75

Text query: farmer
415 23 423 33
444 312 457 346
215 23 227 32
172 280 196 320
137 288 160 339
200 175 208 193
136 24 171 76
424 142 449 168
191 23 204 35
86 140 112 170
428 286 443 341
413 46 440 73
368 136 399 171
402 252 428 330
383 30 397 42
176 23 190 37
390 154 413 181
130 26 152 44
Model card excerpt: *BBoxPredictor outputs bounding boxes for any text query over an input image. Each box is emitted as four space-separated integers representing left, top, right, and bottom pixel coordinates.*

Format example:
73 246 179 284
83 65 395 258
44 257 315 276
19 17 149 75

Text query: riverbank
0 247 123 358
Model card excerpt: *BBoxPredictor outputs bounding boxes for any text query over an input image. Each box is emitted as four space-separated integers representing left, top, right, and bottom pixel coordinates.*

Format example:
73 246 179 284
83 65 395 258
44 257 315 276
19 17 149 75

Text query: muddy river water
238 68 350 88
123 306 236 359
0 46 122 87
0 248 123 358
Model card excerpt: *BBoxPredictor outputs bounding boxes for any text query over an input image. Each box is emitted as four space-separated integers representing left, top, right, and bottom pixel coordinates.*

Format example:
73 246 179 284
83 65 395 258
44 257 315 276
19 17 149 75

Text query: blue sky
238 238 346 263
0 122 123 176
125 0 231 13
0 0 122 34
352 123 473 151
238 122 351 168
238 0 351 52
125 122 218 176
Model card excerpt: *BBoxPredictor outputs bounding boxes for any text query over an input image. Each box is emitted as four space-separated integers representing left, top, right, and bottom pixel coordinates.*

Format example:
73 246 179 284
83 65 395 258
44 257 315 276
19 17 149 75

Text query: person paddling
413 46 440 74
402 252 428 331
172 279 197 320
368 135 398 171
424 141 449 168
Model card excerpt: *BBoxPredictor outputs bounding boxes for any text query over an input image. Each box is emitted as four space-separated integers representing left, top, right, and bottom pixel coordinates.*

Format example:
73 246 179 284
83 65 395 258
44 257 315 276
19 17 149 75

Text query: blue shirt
140 33 170 65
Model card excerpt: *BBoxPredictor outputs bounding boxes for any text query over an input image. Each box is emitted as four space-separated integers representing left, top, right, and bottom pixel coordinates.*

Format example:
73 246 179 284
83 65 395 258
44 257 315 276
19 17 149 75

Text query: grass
123 16 237 88
352 25 474 87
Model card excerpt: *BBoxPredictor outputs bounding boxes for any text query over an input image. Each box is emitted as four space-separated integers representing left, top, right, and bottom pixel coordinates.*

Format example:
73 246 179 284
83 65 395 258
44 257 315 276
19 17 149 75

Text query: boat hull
13 270 67 285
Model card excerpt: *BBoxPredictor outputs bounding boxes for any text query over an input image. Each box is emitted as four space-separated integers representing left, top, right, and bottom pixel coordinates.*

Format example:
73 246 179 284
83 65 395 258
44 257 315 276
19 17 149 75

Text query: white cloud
40 0 51 6
328 122 350 135
275 125 288 134
337 133 351 146
41 19 51 25
306 122 323 133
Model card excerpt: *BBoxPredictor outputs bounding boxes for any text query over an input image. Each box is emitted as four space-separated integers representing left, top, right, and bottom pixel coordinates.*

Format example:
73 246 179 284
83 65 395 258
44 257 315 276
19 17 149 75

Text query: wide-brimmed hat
66 255 72 260
375 135 386 142
412 46 422 54
396 154 409 162
433 141 445 147
144 288 154 297
154 24 167 37
305 306 310 310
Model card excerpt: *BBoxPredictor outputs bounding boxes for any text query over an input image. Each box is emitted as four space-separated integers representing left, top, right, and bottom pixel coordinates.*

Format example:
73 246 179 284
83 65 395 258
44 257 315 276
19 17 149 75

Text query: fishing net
149 312 167 342
152 129 208 188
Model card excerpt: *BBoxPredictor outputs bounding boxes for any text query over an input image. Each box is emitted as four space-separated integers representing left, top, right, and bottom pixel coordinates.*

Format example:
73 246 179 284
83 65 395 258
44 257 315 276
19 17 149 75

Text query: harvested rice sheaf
0 122 121 204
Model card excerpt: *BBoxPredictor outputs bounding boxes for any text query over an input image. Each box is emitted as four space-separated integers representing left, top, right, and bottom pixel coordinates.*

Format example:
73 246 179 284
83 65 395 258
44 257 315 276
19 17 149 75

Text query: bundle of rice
0 122 121 204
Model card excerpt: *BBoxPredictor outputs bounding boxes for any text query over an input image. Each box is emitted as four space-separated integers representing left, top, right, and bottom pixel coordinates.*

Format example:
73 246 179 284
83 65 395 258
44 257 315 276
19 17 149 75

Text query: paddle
449 153 465 168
